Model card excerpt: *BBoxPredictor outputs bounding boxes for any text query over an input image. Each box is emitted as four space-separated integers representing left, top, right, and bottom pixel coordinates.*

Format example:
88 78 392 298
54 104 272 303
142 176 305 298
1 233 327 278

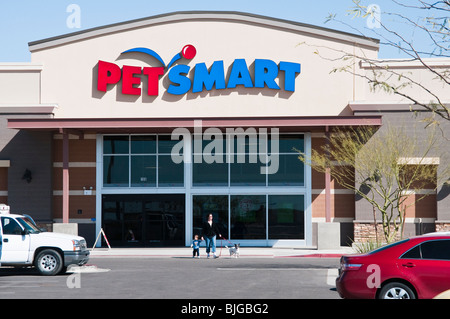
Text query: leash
220 236 234 246
218 235 233 257
218 235 235 257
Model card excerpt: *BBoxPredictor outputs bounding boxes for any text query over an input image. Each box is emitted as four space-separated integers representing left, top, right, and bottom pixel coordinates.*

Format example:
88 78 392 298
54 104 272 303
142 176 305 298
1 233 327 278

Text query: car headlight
72 240 81 251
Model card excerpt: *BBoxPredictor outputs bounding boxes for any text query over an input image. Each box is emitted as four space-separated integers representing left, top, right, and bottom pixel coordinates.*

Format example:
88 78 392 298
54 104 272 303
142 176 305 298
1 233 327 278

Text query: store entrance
102 194 185 247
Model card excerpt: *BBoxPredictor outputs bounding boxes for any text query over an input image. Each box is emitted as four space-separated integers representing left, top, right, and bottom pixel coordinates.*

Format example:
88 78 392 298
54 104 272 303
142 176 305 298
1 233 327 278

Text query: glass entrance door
102 194 185 247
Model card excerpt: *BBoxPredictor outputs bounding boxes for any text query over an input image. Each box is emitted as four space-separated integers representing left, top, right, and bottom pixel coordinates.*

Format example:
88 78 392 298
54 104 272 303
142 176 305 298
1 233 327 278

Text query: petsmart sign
97 44 301 97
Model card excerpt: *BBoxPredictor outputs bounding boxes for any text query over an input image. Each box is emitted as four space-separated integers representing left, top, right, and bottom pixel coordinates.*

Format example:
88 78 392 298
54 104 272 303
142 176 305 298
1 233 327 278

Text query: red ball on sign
182 45 196 60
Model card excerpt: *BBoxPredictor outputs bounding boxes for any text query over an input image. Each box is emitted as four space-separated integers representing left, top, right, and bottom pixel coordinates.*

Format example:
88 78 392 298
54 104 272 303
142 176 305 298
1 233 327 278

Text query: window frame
400 239 450 261
102 134 185 188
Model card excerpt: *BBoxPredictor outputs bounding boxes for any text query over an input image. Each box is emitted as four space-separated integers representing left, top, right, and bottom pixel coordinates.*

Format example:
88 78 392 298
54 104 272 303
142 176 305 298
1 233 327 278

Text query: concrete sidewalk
89 246 355 258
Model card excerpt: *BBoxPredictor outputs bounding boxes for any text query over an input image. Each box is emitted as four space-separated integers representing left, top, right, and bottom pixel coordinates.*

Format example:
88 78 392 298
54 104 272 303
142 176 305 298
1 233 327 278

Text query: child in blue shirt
191 234 202 258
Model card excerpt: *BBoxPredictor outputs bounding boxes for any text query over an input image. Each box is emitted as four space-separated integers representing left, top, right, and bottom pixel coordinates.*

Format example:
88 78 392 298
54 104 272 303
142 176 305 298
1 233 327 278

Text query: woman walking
201 214 222 258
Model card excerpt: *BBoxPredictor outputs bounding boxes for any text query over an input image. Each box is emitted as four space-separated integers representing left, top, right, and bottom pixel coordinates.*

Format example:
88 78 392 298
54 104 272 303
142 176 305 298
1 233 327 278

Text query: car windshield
17 217 41 234
368 239 410 255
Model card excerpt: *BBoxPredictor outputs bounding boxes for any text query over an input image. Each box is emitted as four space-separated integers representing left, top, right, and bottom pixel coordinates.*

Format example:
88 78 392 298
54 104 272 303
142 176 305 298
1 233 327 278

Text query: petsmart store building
1 12 449 248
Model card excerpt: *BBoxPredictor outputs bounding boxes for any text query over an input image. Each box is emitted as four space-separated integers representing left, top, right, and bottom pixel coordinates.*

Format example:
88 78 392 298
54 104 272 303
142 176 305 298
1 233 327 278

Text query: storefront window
103 155 129 187
192 194 305 241
193 161 228 186
230 195 266 239
273 134 304 154
158 135 181 154
193 195 228 238
230 161 266 186
104 136 129 154
101 133 308 246
131 135 156 154
158 155 184 186
268 134 304 186
102 135 184 188
192 133 305 187
131 155 156 187
102 194 185 247
268 195 304 239
268 154 304 186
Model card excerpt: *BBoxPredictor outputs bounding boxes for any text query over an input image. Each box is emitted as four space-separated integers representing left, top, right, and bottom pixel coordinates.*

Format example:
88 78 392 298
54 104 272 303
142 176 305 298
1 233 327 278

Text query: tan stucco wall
0 64 41 104
29 15 378 119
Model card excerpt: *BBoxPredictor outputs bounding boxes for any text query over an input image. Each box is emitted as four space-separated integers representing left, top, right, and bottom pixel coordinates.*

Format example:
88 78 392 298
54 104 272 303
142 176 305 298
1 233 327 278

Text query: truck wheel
35 249 63 276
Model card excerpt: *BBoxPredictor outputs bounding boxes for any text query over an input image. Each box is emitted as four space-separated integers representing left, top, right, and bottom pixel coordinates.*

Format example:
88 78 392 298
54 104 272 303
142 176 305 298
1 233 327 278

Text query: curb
88 247 354 258
277 253 345 258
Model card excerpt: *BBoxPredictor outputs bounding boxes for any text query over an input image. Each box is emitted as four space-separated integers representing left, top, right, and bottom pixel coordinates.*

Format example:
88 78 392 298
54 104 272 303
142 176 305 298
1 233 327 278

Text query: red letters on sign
122 65 142 95
97 60 164 96
143 67 164 96
97 60 121 92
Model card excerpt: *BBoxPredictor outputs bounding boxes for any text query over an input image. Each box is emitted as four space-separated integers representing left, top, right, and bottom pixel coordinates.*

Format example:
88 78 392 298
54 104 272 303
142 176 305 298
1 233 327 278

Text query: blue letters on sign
167 59 301 95
254 59 280 90
279 61 301 92
167 64 191 95
227 59 253 89
192 61 226 93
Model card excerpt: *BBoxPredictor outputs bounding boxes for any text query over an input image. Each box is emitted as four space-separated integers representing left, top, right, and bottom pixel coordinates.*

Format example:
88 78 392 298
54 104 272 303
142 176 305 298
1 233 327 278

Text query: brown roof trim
8 116 382 132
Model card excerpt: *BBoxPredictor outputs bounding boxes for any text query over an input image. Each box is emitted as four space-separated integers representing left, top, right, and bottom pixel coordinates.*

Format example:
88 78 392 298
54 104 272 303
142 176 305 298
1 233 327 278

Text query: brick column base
354 222 401 243
355 221 449 243
435 222 450 232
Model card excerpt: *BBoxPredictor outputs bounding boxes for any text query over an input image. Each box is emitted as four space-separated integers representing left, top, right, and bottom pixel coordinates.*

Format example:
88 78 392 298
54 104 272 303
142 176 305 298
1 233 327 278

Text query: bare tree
297 124 450 243
323 0 450 123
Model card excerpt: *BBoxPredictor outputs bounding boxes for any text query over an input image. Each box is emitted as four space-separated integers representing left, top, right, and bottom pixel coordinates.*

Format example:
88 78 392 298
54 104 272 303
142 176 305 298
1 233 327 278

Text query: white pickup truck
0 204 89 275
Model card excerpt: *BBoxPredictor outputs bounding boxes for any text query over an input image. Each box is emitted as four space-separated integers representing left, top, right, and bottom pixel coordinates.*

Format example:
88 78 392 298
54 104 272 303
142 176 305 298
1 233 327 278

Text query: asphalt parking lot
0 256 341 299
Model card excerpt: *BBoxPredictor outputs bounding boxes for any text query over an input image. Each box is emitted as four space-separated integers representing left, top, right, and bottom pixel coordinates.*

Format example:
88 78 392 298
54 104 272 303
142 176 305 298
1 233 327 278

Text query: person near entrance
191 234 201 258
201 214 221 259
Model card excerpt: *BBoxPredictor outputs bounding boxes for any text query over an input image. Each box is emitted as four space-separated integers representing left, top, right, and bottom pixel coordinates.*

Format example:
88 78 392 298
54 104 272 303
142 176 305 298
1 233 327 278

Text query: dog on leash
225 244 240 258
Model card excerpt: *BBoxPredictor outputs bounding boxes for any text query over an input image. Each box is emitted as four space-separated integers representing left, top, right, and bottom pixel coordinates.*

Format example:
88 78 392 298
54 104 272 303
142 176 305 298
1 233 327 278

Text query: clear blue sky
0 0 439 62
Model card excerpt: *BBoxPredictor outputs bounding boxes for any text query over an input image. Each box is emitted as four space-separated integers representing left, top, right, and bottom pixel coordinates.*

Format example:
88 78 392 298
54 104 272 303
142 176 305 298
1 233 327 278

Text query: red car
336 233 450 299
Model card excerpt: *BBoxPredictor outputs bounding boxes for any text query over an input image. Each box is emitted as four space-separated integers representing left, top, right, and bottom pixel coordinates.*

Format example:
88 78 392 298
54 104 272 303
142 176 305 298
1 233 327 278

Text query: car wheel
35 249 63 276
378 282 416 299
